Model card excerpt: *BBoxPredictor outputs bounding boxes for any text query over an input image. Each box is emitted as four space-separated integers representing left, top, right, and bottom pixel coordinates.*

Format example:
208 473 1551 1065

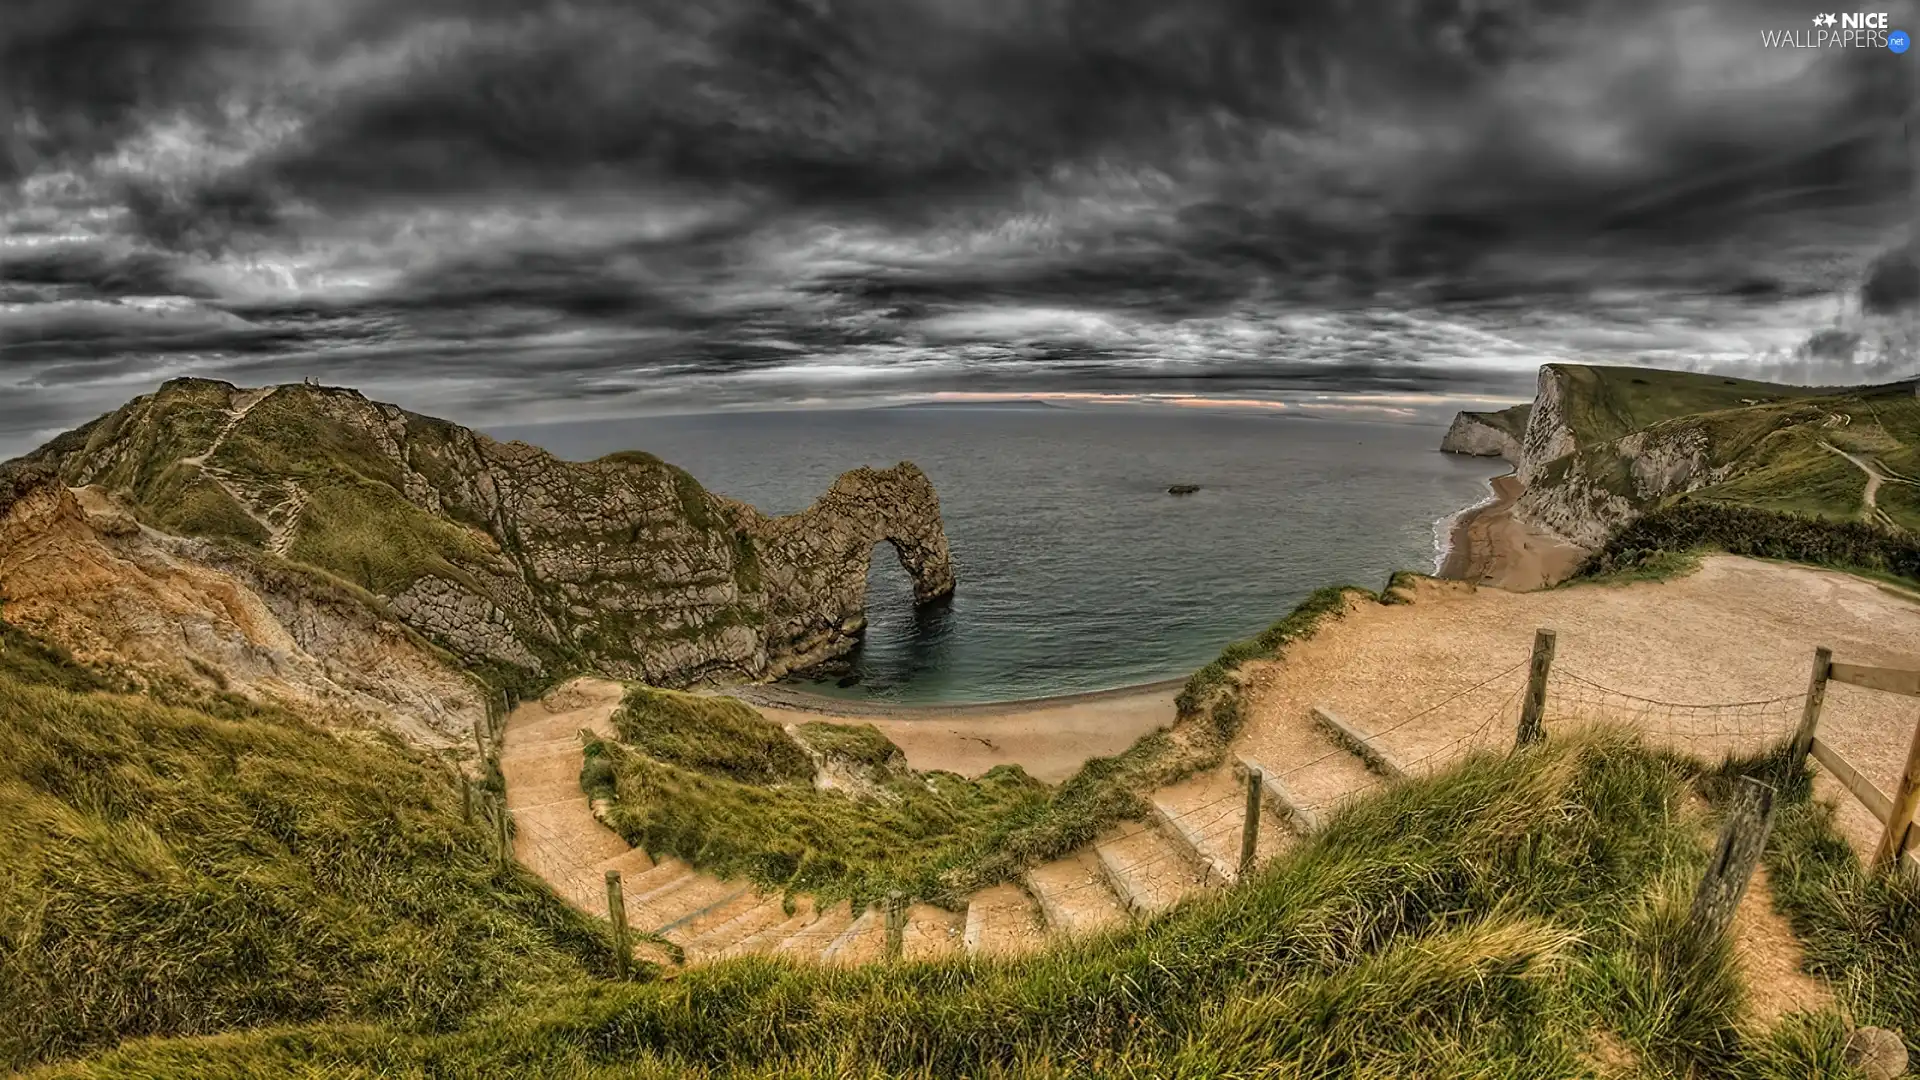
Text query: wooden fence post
1515 629 1557 748
462 780 473 825
494 800 510 866
474 718 487 761
1784 647 1832 782
1239 766 1264 879
1872 714 1920 871
1686 777 1777 944
885 891 905 959
606 870 630 979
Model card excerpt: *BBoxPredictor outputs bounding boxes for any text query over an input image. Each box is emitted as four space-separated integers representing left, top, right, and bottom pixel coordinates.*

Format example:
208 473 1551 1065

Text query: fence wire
1543 668 1805 762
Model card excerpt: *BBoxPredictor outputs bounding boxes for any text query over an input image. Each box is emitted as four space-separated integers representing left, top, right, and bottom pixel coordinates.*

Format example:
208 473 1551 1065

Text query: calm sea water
495 405 1494 704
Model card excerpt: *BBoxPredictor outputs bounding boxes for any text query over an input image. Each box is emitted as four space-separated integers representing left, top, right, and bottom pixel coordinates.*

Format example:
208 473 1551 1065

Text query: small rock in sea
1844 1027 1909 1080
1167 484 1201 495
836 674 862 688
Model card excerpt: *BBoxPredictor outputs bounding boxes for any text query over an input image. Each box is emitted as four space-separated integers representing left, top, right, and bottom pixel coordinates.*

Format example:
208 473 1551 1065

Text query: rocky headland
3 379 958 740
1436 363 1883 589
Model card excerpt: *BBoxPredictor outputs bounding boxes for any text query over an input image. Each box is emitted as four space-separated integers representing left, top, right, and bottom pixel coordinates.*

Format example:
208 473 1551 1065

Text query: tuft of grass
0 647 623 1072
611 686 815 786
31 728 1862 1079
794 722 902 769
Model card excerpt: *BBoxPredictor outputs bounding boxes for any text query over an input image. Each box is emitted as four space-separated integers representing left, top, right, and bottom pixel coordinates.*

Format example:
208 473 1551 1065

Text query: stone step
1093 820 1210 915
621 857 694 900
635 875 744 935
660 886 761 944
1149 794 1238 886
682 895 796 960
719 897 822 959
617 862 700 927
595 847 657 881
899 903 965 961
963 884 1045 957
773 901 855 957
1234 755 1322 835
1025 849 1128 937
821 906 887 965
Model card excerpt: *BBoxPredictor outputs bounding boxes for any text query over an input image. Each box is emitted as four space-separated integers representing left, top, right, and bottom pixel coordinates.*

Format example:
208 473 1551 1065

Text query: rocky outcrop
1439 410 1526 463
0 471 487 749
17 379 959 690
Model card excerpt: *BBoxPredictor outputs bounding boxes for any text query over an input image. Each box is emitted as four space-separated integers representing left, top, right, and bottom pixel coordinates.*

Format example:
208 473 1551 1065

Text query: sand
743 682 1180 784
1438 470 1589 592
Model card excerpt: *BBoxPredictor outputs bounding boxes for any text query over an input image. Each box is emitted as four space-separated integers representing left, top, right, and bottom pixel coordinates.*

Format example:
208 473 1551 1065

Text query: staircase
497 678 1451 968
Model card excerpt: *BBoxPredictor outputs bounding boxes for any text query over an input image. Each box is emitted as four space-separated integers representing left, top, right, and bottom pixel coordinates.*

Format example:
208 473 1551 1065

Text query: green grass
595 733 1048 907
0 632 622 1072
27 729 1872 1079
1550 365 1820 449
1764 800 1920 1042
794 722 903 769
286 474 495 596
611 687 816 786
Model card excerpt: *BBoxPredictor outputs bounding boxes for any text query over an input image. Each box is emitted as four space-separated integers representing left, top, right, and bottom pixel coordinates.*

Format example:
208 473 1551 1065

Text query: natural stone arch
731 462 957 677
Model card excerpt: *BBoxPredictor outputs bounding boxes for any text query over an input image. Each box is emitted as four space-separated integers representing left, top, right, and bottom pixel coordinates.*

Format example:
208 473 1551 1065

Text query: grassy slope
1538 366 1920 540
591 690 1050 906
0 623 618 1072
590 587 1373 908
33 730 1891 1080
1550 365 1820 448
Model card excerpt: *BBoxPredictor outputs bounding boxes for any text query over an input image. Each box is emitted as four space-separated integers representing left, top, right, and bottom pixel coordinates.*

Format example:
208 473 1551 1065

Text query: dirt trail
1234 556 1920 864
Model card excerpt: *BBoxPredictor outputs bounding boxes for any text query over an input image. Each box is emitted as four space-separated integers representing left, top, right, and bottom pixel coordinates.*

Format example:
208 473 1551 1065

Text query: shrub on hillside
1580 498 1920 582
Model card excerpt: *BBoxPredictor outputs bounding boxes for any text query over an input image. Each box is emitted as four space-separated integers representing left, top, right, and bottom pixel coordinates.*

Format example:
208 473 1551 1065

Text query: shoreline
1435 467 1588 591
738 678 1183 784
725 675 1190 720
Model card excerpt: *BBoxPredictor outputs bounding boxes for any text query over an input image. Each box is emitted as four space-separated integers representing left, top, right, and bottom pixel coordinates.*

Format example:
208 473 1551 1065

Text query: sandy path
1236 557 1920 859
498 679 656 914
1438 471 1588 592
753 685 1178 783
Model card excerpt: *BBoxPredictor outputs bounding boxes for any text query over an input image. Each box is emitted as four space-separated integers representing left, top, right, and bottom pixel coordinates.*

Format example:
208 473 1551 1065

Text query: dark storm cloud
0 0 265 179
0 247 216 300
4 0 1916 455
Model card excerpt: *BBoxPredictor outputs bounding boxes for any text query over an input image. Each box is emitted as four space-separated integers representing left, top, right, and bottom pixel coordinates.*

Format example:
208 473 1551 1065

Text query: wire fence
1543 668 1806 763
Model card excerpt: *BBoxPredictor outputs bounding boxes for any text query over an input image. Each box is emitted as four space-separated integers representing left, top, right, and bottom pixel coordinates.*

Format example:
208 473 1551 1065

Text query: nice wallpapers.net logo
1761 11 1909 49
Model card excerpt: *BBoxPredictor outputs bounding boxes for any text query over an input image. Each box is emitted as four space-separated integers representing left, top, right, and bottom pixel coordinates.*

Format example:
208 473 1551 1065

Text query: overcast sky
1 0 1915 454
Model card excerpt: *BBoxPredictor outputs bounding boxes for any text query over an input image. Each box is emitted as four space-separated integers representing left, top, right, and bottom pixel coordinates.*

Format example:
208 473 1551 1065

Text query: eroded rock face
0 471 487 750
18 379 958 689
1440 366 1745 550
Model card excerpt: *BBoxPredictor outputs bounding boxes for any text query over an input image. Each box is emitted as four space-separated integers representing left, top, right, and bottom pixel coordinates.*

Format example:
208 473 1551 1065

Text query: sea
494 404 1495 705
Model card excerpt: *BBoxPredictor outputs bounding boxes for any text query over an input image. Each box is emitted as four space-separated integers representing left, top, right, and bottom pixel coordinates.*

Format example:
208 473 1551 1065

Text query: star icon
1823 13 1839 25
1813 13 1825 23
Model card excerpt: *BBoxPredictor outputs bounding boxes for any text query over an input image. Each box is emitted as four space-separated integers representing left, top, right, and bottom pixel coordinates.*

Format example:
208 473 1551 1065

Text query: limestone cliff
1438 405 1528 463
15 379 957 690
1440 364 1844 551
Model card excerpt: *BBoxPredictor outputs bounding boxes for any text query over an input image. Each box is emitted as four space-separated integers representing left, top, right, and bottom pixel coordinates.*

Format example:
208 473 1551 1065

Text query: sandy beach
732 681 1181 784
1437 470 1588 591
